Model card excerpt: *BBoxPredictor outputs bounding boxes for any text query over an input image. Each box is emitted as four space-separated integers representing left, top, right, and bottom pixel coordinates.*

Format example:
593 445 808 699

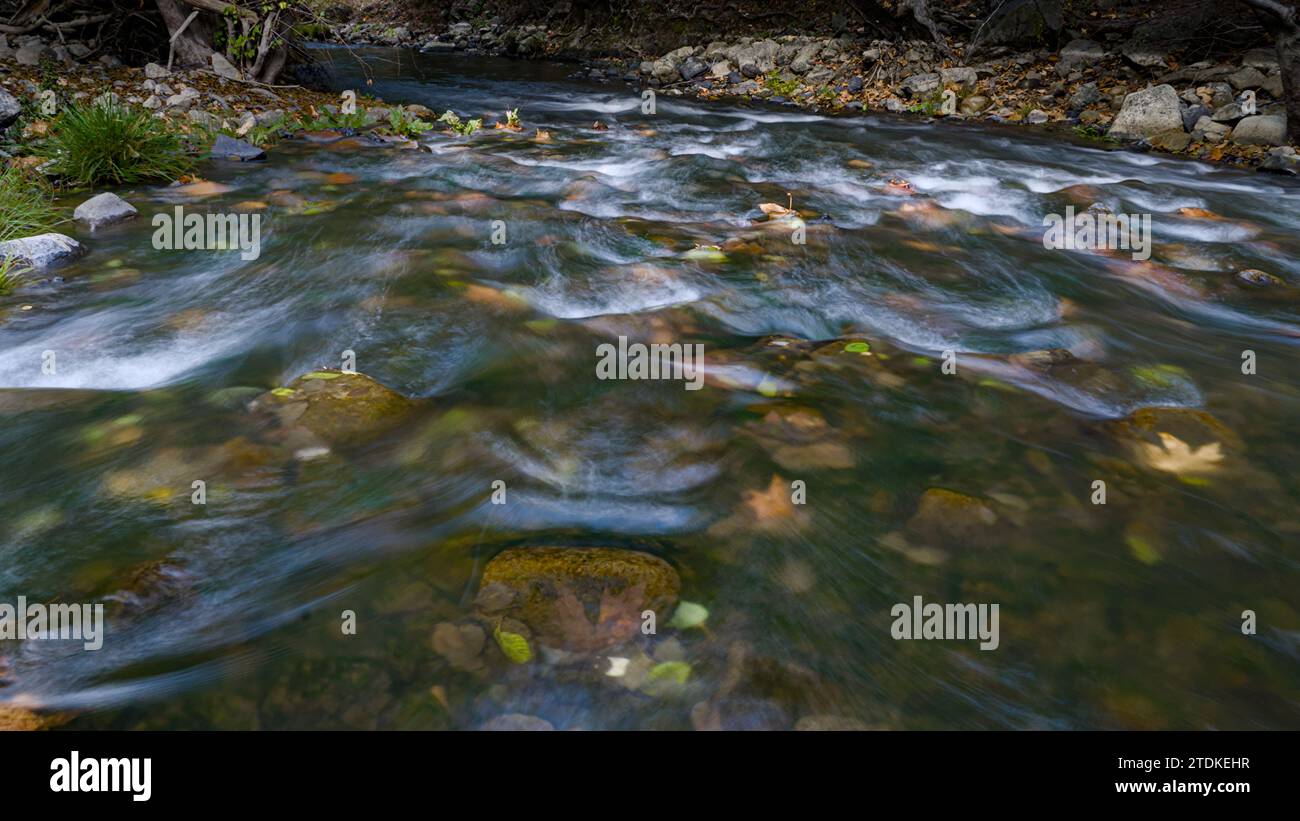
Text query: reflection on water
1 46 1298 730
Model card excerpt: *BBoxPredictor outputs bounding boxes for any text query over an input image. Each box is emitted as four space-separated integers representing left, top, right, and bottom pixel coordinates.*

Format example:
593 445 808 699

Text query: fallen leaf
493 623 532 664
1177 207 1225 220
596 583 646 645
1139 432 1223 475
647 660 691 684
175 180 233 197
743 474 797 524
668 601 709 630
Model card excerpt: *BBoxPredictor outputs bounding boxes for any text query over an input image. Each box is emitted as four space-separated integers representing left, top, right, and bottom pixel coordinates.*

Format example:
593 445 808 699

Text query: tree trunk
849 0 953 58
1242 0 1300 140
1275 17 1300 139
155 0 216 68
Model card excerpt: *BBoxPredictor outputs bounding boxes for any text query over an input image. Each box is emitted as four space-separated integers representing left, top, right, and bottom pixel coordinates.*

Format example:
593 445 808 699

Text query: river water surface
1 46 1298 730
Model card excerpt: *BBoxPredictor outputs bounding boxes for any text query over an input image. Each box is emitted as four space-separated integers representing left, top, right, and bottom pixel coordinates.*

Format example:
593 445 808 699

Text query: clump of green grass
44 101 196 185
907 91 946 116
1073 123 1113 142
764 71 800 97
0 254 23 295
300 108 373 132
0 165 60 243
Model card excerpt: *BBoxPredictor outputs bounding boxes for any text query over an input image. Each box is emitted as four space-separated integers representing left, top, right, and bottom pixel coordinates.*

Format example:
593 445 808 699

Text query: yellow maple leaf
1140 432 1223 475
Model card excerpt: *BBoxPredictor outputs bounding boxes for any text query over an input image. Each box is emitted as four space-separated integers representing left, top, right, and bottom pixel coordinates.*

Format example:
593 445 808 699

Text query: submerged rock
907 488 999 546
480 713 553 731
795 714 876 731
0 704 71 731
249 370 414 447
1235 268 1283 289
210 134 266 162
105 558 193 619
261 657 394 729
1108 406 1240 476
477 547 680 651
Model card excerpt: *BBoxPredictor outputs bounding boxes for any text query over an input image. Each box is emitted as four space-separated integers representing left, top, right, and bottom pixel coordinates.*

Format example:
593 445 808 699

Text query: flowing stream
1 46 1298 729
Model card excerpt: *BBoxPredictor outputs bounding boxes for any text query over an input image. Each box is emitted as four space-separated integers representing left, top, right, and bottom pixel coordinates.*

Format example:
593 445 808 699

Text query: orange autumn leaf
743 474 797 524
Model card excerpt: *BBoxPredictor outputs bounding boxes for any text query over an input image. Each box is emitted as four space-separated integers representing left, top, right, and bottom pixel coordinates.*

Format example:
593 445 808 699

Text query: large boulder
476 546 680 651
249 370 414 448
1108 84 1183 140
1231 114 1287 146
14 42 53 66
73 192 138 231
0 233 86 269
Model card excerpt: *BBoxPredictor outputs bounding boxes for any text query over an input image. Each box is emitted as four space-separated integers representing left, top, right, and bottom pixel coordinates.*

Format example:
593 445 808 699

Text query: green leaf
271 387 297 398
303 371 342 380
1125 528 1161 565
668 600 709 630
844 341 871 354
494 625 532 664
647 661 691 684
1131 364 1187 389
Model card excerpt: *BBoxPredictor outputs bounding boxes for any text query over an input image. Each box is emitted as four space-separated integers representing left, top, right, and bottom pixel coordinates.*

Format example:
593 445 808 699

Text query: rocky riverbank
4 8 1297 176
329 7 1300 175
0 31 402 165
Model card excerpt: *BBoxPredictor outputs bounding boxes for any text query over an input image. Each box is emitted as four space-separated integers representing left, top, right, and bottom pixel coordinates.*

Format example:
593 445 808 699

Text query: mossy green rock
1109 406 1241 450
478 547 680 648
252 370 414 447
907 487 998 546
0 705 72 731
